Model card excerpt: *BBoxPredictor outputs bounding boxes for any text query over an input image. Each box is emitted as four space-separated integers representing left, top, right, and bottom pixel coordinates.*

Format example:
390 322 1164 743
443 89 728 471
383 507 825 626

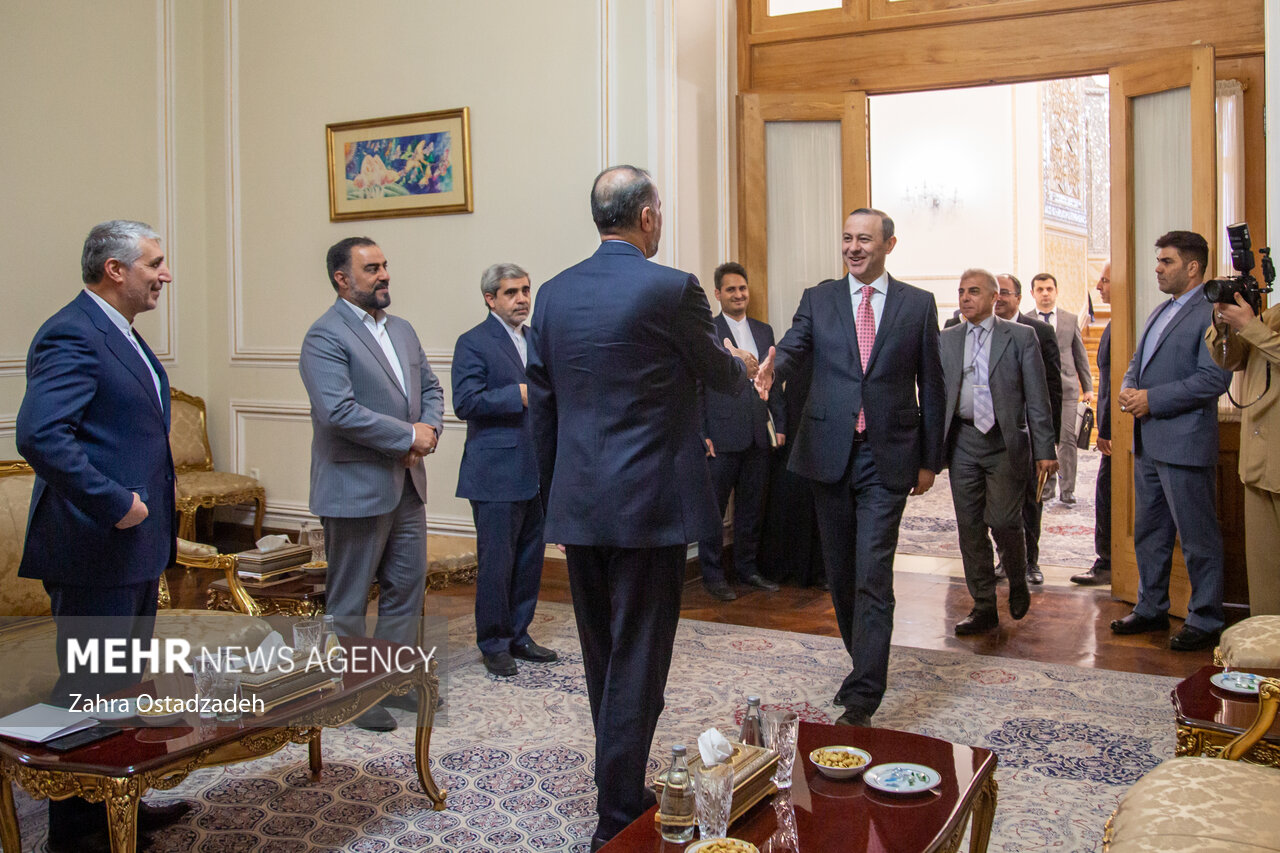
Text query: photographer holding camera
1206 224 1280 617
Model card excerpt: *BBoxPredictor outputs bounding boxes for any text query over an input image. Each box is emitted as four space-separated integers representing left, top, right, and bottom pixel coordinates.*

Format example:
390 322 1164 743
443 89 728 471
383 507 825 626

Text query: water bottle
658 745 695 842
321 614 343 684
740 695 764 747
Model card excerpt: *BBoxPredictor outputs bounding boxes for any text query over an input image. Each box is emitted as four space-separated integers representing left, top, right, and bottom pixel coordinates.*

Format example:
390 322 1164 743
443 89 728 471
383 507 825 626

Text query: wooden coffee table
601 722 997 852
0 637 445 853
1172 664 1280 765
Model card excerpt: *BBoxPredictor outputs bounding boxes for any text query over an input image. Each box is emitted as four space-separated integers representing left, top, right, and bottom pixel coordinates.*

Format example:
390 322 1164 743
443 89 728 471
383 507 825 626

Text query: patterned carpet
899 449 1103 569
15 599 1176 852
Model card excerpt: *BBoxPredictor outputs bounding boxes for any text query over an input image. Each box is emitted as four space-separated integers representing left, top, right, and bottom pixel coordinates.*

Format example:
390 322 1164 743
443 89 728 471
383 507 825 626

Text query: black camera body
1203 222 1274 314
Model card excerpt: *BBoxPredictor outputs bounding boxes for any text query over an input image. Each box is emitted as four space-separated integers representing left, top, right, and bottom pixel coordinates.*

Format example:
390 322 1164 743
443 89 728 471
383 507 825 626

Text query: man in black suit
528 165 755 850
698 262 784 600
756 208 945 727
994 273 1062 586
1074 262 1113 585
452 262 557 677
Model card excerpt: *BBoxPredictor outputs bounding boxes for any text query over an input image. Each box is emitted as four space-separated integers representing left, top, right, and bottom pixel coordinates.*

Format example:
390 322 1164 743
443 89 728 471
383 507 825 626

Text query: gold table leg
968 774 999 853
0 780 20 853
309 729 324 779
104 777 140 853
415 668 446 810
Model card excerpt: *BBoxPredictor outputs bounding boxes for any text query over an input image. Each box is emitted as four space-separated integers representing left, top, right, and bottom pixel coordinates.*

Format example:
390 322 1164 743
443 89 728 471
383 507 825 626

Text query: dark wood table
0 638 444 853
1172 665 1280 765
601 722 997 853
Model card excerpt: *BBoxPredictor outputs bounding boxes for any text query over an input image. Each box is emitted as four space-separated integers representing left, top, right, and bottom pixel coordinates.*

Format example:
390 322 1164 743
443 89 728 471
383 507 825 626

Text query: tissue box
239 650 336 713
652 740 779 827
236 543 312 577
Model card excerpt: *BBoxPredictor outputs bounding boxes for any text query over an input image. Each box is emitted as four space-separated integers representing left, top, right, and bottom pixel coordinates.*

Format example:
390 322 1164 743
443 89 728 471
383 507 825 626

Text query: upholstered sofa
1216 615 1280 669
0 461 273 717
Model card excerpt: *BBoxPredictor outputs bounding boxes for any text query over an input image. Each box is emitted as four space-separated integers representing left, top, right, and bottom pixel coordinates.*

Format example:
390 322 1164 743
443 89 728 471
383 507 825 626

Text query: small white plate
1210 671 1265 695
687 839 759 853
863 762 941 795
87 697 138 722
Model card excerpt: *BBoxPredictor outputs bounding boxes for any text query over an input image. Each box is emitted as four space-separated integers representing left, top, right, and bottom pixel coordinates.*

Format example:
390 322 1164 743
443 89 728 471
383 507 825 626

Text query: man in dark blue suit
756 208 945 727
452 262 557 677
528 165 754 850
698 262 784 600
17 220 188 852
1113 231 1231 650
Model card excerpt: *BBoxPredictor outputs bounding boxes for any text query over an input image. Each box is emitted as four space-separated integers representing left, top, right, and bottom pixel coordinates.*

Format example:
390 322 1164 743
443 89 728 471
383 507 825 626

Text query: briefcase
1076 405 1095 450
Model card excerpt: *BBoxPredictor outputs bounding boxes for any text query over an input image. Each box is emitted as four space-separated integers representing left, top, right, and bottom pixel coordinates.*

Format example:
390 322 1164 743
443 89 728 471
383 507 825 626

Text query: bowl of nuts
809 745 872 780
687 839 759 853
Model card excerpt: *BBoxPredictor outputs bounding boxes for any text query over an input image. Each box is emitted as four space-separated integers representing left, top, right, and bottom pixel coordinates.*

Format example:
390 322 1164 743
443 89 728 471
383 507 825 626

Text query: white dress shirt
492 312 528 367
343 299 407 394
723 314 759 360
848 271 889 331
959 314 996 422
84 288 163 406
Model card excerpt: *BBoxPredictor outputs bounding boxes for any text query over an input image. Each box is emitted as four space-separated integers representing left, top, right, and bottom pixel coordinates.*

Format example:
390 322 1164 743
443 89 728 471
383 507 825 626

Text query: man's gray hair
481 262 530 300
960 268 998 292
81 220 160 284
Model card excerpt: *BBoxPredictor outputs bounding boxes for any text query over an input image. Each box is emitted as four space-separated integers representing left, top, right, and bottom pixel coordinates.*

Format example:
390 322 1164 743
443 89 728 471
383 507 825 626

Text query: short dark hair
999 273 1022 296
1031 272 1057 289
848 207 895 241
590 165 658 234
714 262 748 291
326 237 378 291
1155 230 1209 274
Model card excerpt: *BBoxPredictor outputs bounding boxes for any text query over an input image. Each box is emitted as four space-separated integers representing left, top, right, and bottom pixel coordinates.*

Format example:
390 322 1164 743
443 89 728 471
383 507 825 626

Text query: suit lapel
133 330 170 423
78 293 165 418
1144 298 1195 370
334 300 408 401
487 313 526 373
832 279 862 374
987 319 1011 373
749 318 771 357
943 324 965 414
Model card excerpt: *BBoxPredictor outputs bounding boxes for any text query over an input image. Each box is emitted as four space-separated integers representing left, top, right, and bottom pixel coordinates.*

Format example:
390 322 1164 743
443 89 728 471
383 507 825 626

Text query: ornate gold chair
1104 677 1280 852
0 461 272 717
1215 615 1280 669
170 388 266 542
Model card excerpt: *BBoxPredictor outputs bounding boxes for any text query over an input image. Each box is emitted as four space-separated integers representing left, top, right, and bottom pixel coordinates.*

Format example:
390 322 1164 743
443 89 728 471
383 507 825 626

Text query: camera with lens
1203 222 1274 314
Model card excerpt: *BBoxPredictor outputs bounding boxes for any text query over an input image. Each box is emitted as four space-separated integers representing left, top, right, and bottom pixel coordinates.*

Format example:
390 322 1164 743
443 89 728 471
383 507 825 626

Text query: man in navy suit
1113 231 1231 651
698 262 784 600
756 208 945 727
452 262 557 677
528 165 754 850
17 220 189 852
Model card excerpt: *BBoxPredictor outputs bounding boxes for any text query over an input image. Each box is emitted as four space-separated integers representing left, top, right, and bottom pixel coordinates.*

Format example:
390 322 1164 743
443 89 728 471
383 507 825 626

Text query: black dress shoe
138 799 193 830
954 611 999 635
704 581 737 601
834 708 871 727
511 640 558 663
1009 584 1030 620
1026 565 1044 586
1071 563 1111 585
1169 624 1220 652
993 562 1007 580
743 573 780 591
381 688 419 711
1109 611 1170 635
483 651 519 676
353 705 397 732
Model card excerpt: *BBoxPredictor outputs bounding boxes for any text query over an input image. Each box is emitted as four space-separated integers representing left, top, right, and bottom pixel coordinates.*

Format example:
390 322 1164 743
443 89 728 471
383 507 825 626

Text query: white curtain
1131 87 1192 334
1217 79 1247 416
764 121 843 336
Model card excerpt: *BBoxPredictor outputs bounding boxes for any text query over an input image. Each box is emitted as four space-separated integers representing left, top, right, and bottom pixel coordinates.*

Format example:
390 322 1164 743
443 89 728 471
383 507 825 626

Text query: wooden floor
177 524 1231 682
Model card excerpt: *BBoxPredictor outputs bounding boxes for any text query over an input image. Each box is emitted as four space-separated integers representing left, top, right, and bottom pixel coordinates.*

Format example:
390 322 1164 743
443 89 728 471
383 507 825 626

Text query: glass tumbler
764 710 800 789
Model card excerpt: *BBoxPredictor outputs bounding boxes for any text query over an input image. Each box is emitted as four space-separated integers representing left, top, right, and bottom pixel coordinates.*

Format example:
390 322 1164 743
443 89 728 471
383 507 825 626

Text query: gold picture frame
326 107 473 221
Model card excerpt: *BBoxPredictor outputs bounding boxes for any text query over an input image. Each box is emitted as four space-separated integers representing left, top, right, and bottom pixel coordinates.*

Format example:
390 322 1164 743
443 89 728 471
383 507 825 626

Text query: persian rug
898 449 1102 569
15 601 1176 852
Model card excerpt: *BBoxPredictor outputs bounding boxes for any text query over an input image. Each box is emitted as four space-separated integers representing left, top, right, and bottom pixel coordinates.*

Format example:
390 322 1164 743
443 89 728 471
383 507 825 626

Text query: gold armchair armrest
175 537 262 617
1221 678 1280 761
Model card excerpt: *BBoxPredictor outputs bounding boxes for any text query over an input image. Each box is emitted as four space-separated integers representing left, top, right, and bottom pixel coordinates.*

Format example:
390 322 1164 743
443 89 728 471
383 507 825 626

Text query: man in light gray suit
943 270 1058 635
1026 272 1093 503
1112 230 1230 651
300 237 444 731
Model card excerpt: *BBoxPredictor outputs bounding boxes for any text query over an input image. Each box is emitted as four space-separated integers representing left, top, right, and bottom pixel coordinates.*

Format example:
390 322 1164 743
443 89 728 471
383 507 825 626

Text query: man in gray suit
1112 231 1230 651
300 237 444 731
1026 272 1093 504
943 270 1057 635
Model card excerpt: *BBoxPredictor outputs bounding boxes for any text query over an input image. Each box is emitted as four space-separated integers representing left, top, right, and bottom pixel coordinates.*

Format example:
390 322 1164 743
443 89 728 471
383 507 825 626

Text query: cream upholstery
1216 615 1280 669
170 388 266 542
0 460 272 716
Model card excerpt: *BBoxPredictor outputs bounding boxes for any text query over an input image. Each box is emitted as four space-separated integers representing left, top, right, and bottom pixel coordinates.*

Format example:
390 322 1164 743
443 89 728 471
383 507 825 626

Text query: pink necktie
856 285 875 432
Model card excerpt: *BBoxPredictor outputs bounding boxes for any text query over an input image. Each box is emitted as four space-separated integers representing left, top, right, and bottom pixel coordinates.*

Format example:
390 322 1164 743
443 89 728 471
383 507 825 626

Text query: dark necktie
1039 312 1052 323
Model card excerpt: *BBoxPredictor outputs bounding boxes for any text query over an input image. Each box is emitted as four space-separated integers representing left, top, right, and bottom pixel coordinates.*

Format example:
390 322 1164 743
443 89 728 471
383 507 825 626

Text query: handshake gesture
722 338 777 399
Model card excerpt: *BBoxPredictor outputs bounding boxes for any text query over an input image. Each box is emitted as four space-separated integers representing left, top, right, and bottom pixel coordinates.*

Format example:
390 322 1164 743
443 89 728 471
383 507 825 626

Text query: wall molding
0 414 15 443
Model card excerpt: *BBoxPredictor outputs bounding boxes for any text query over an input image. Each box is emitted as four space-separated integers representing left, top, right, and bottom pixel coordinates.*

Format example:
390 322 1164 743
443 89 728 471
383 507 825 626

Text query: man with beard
299 237 443 731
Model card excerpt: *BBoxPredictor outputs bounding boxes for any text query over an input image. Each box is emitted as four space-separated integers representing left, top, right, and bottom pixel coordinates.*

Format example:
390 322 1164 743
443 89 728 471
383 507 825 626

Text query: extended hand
724 338 759 379
910 468 935 496
412 422 438 454
1096 437 1112 456
116 492 149 529
705 438 716 458
1216 292 1256 332
754 346 776 400
520 383 528 407
1117 388 1149 418
1036 458 1060 478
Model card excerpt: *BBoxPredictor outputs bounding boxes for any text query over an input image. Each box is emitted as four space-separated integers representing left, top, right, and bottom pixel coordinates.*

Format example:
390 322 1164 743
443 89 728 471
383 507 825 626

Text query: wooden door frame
1108 45 1218 615
737 92 869 323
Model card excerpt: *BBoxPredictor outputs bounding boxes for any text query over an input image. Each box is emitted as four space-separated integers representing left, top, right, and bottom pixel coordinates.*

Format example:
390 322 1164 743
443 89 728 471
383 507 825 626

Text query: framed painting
326 107 473 221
